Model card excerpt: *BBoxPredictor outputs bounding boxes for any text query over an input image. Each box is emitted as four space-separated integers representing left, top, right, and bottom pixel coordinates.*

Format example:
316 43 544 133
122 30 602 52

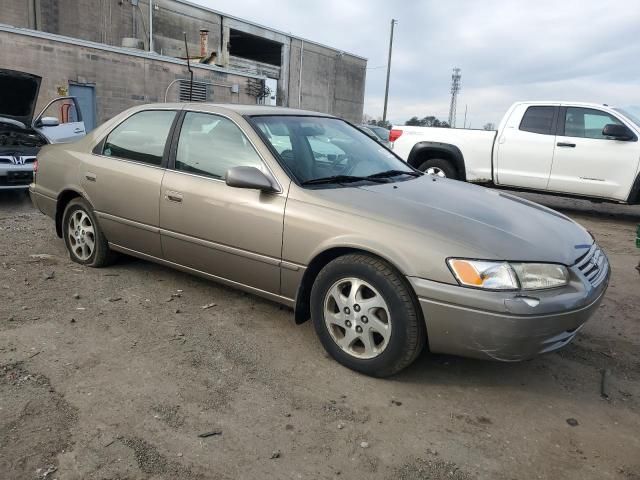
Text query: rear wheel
310 254 425 377
418 158 458 179
62 198 114 267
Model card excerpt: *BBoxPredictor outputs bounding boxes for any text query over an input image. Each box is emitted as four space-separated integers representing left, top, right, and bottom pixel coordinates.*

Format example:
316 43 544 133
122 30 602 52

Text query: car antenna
183 32 193 102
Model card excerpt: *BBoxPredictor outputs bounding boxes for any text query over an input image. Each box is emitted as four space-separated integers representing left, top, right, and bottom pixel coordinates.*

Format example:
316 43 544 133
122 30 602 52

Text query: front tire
310 254 426 377
62 198 113 267
418 158 458 179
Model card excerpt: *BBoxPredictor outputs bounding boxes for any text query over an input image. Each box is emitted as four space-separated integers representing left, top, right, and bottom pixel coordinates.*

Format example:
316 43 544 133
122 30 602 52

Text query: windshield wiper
366 169 422 179
301 175 387 186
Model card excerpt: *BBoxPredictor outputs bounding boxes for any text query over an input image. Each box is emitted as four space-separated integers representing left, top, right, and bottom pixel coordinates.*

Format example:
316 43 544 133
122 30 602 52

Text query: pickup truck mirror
602 123 634 141
225 166 277 193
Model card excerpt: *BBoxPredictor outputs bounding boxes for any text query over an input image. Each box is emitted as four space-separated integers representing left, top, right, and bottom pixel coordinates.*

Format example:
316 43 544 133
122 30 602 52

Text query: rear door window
102 110 176 166
519 106 557 135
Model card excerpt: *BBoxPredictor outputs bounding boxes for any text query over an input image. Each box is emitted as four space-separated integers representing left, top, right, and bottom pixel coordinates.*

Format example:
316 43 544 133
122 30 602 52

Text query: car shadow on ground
0 189 32 210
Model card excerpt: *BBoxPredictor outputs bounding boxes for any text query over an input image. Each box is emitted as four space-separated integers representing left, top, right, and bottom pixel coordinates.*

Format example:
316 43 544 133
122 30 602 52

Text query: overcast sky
195 0 640 127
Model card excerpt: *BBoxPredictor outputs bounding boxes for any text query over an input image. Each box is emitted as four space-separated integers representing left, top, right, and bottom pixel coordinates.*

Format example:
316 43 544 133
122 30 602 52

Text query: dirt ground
1 189 639 480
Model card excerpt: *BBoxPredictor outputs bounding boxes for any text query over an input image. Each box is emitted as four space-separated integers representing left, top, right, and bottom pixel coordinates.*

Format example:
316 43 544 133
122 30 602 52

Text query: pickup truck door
548 107 640 201
33 97 86 143
495 105 559 189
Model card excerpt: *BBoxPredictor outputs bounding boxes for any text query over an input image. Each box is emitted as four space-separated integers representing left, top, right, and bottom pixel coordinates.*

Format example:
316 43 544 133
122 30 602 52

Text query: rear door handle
165 191 183 203
557 142 576 148
85 172 96 182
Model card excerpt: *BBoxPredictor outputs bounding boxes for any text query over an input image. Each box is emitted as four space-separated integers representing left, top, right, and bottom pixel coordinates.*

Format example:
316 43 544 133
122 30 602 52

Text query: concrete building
0 0 367 127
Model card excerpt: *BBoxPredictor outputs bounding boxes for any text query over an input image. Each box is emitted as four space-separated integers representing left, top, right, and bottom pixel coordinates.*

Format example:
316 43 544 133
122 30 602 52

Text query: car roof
139 103 337 118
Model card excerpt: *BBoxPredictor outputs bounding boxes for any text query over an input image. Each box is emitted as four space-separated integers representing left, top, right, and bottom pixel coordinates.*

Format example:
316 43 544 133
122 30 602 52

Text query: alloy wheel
425 166 446 177
323 277 392 359
67 210 95 261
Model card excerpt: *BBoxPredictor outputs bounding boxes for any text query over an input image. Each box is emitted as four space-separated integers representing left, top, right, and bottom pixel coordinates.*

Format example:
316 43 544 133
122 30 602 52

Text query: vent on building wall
178 79 209 102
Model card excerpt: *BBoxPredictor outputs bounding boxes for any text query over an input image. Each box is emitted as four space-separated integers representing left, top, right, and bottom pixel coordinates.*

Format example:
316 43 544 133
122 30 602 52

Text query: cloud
193 0 640 125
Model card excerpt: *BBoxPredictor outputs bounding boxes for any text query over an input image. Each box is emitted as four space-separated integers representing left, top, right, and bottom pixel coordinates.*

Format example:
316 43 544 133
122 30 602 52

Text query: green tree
405 116 450 128
367 119 392 129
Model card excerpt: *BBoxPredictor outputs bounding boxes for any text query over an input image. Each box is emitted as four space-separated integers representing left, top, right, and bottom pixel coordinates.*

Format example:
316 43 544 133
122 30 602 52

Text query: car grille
0 155 36 164
574 244 608 287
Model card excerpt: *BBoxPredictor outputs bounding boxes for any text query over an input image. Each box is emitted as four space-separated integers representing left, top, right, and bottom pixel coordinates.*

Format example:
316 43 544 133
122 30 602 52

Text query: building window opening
229 29 282 66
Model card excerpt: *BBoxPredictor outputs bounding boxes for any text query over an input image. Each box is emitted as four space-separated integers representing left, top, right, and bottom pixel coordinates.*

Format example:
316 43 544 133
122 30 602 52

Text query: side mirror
602 123 634 141
225 166 277 193
37 117 60 128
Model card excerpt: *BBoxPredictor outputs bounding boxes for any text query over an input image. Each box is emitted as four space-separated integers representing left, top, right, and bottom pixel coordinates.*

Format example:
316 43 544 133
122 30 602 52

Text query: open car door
33 96 86 143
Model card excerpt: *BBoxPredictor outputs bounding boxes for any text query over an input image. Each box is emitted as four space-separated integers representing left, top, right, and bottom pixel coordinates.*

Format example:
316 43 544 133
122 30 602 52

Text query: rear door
495 104 559 189
33 97 86 143
159 110 287 295
548 106 640 200
81 109 178 257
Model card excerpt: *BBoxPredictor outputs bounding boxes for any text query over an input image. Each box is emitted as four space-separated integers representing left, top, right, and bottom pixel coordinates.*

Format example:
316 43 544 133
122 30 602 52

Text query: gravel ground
1 189 639 480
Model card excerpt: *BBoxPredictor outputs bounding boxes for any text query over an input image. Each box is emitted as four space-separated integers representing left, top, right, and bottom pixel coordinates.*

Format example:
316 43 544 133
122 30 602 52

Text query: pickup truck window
614 108 640 128
519 106 556 135
563 108 623 140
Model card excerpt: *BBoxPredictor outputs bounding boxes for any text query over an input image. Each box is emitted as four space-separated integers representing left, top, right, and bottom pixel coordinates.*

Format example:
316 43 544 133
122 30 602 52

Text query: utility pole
382 19 398 123
448 67 462 128
149 0 154 53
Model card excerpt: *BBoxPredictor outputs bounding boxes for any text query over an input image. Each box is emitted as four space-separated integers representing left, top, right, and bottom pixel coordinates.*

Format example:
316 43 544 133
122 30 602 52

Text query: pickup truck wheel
62 198 114 267
418 158 458 179
310 253 426 377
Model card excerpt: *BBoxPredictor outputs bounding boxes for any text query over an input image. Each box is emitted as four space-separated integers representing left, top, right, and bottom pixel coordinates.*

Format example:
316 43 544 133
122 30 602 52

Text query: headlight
448 259 569 291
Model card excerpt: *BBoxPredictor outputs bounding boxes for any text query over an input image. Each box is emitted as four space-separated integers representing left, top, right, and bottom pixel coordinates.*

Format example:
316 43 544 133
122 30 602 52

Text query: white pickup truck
390 101 640 204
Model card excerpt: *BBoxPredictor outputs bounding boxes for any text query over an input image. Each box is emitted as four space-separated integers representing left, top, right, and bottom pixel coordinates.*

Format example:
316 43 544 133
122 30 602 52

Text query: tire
62 198 114 267
418 158 458 179
310 253 426 377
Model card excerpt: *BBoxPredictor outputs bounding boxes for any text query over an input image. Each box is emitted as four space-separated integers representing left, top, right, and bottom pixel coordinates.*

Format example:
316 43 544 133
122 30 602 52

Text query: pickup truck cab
391 101 640 204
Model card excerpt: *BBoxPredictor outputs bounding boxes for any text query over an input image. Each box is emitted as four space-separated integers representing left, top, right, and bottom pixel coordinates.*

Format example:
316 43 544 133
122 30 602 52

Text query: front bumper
0 164 33 189
409 250 610 361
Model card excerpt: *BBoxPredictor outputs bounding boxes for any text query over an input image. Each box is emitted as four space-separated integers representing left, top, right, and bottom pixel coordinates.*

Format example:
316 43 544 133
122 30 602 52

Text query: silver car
30 104 610 376
0 69 86 190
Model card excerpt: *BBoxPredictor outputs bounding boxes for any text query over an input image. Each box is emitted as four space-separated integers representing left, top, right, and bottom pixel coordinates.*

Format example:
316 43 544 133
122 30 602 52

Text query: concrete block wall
0 0 367 122
288 39 367 122
0 30 257 124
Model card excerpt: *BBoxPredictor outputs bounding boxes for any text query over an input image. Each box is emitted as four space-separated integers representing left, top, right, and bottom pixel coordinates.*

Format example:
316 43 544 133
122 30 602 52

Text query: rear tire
418 158 458 179
310 254 426 377
62 198 114 267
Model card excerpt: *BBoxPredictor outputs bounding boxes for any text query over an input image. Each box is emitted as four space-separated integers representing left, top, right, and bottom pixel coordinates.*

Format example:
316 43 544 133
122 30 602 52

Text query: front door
33 97 86 143
160 111 287 295
495 105 558 189
548 107 640 201
80 109 177 257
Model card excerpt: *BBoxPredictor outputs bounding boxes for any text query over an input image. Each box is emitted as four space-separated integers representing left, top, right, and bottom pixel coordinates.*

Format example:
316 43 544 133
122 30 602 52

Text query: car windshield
251 116 414 185
614 107 640 128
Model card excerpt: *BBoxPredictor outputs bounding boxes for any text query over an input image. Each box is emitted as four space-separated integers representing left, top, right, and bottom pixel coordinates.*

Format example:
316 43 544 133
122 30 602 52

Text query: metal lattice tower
448 68 462 127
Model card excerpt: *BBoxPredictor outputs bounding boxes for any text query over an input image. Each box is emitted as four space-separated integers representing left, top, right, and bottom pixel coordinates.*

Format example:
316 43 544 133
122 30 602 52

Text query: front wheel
62 198 114 267
310 254 426 377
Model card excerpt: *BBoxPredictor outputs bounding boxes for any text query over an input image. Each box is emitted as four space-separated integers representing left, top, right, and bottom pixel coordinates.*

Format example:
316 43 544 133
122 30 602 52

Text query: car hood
315 176 593 265
0 69 42 128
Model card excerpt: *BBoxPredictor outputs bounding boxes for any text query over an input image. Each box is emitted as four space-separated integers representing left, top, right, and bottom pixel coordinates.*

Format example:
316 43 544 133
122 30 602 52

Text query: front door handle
85 172 96 182
74 128 84 134
165 191 183 203
557 142 576 148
